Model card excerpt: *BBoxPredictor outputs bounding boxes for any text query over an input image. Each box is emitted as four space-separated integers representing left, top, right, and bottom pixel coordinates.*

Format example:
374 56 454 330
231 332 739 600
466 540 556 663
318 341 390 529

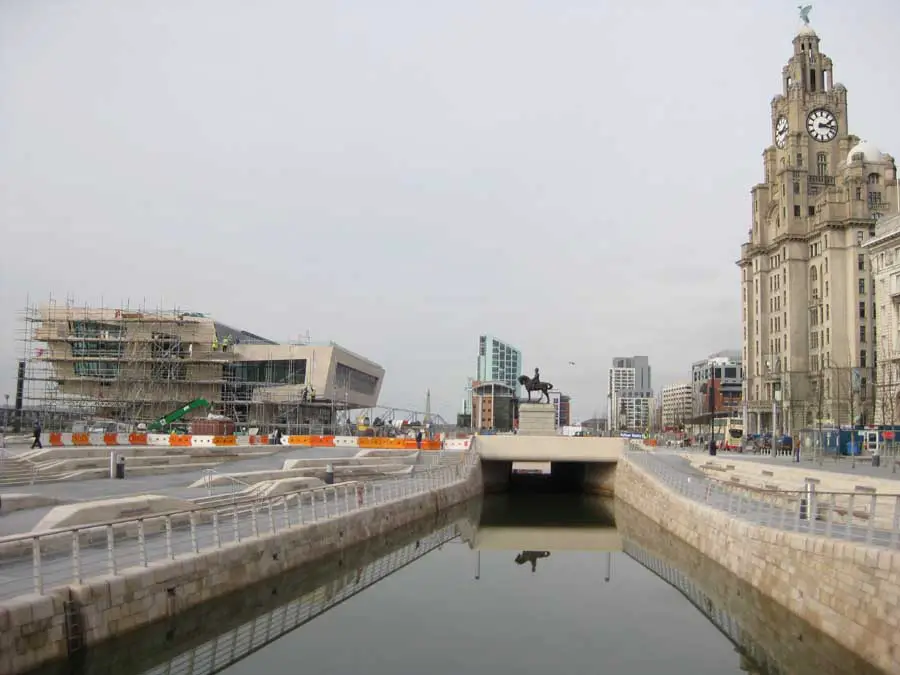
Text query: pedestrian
415 429 423 450
31 419 43 449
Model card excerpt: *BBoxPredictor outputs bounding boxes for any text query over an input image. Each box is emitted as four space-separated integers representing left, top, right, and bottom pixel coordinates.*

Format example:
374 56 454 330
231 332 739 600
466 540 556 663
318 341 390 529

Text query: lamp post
2 394 8 449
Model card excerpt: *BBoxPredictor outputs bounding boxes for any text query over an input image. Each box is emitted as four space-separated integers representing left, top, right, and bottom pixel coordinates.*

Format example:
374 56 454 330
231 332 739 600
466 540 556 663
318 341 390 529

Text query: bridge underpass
475 436 624 494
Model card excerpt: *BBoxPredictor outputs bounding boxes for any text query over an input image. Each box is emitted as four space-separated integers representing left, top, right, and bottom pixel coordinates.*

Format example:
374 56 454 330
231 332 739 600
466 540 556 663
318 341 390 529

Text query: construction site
11 297 392 434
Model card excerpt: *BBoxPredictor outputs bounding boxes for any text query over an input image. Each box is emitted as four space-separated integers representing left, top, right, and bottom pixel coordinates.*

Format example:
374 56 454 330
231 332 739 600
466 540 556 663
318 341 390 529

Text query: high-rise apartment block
738 22 898 434
608 356 652 432
660 383 692 429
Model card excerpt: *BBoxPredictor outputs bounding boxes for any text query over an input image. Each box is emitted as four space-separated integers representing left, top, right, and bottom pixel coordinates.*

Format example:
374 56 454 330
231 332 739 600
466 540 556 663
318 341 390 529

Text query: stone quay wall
615 456 900 674
0 463 483 675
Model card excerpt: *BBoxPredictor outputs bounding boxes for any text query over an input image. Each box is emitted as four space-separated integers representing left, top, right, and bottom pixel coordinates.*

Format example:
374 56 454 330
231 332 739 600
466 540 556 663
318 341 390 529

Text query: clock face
774 116 789 149
806 108 837 142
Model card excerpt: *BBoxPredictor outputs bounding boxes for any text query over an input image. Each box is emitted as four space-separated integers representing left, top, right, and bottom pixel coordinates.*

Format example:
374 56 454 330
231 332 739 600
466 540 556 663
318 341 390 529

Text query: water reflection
513 550 550 572
25 495 887 675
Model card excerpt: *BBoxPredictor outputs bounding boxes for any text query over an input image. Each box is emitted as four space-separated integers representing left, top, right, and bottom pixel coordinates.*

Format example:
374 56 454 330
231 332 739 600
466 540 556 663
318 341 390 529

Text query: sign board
885 431 895 440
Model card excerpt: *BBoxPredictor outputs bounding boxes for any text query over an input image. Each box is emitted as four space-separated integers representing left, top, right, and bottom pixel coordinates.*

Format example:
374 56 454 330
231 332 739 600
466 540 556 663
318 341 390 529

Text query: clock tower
739 16 899 437
769 24 851 236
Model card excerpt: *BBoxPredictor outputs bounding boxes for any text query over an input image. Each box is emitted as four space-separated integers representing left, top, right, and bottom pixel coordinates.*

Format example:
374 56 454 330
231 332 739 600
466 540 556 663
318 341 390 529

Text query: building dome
796 24 817 37
833 82 846 92
847 140 884 164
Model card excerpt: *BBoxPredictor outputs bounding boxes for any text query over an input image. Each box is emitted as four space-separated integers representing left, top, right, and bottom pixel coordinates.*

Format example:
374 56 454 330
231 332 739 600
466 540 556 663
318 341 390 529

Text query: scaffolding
16 295 342 432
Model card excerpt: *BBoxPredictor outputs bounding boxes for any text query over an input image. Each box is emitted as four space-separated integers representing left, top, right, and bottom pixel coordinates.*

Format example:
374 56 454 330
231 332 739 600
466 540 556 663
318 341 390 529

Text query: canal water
34 495 884 675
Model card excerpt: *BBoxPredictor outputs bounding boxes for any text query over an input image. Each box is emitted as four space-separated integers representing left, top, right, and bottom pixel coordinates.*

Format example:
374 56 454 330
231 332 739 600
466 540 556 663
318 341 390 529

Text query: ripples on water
28 495 885 675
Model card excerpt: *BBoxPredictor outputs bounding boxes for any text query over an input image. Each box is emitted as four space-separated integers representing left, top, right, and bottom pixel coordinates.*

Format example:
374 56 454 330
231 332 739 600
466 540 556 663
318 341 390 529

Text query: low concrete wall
615 456 900 674
34 495 196 531
0 463 482 675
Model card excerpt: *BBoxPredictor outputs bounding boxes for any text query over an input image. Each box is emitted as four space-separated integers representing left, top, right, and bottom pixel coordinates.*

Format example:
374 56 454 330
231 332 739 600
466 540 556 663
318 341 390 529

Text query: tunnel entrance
481 459 616 495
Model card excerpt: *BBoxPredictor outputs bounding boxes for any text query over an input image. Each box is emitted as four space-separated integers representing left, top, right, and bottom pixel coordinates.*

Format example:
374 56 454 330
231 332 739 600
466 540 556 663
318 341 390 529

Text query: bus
723 417 744 451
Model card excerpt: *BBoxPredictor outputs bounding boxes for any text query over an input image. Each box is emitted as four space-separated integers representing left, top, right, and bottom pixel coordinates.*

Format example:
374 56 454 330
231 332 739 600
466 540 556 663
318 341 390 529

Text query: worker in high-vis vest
211 335 219 351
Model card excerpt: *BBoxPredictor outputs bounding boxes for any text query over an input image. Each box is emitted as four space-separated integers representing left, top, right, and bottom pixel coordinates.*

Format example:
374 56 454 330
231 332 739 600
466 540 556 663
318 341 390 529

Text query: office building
738 21 898 434
865 214 900 424
660 383 692 429
691 352 743 418
476 335 522 397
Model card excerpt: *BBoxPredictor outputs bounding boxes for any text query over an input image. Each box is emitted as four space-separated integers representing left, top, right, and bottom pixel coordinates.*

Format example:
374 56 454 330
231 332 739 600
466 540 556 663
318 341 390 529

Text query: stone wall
616 501 882 675
0 464 483 675
615 457 900 674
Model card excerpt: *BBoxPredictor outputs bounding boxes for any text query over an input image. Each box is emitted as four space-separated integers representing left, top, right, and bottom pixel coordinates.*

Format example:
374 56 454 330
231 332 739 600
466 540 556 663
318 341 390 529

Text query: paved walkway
0 446 429 536
634 451 899 549
674 448 900 482
0 472 451 603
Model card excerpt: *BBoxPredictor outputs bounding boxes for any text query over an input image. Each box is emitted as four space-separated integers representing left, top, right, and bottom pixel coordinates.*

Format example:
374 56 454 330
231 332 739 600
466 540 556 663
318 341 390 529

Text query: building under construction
16 298 385 431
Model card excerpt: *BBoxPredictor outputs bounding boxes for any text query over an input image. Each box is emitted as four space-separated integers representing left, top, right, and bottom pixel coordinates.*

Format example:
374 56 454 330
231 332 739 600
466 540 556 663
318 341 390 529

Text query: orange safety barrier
129 433 148 445
257 435 269 445
49 433 64 447
249 435 258 445
287 435 312 446
71 433 91 446
422 440 441 451
213 435 237 446
169 434 192 447
308 435 335 447
357 437 377 449
103 433 119 446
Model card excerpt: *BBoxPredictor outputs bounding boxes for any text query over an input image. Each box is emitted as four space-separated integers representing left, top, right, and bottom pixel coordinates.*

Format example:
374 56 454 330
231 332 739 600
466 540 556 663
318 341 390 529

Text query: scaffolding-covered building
17 299 385 431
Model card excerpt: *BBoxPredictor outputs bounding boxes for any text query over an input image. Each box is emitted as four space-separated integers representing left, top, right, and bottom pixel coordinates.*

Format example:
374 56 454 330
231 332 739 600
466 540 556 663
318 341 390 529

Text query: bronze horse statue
518 374 553 403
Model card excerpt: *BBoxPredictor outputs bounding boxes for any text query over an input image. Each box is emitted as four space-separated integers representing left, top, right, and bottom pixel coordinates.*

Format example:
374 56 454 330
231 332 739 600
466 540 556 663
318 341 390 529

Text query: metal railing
138 522 461 675
0 442 477 603
627 446 900 550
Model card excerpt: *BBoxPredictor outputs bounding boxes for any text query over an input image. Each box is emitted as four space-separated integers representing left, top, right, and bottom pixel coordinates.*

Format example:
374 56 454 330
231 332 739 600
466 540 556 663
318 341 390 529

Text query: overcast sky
2 0 899 421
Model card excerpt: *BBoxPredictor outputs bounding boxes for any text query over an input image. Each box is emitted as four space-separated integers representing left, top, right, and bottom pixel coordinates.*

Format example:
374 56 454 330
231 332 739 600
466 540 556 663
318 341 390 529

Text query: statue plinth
517 402 557 436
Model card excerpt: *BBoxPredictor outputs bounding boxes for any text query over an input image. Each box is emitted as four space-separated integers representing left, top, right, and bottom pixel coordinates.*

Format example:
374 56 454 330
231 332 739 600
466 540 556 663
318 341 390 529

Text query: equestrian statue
518 367 553 404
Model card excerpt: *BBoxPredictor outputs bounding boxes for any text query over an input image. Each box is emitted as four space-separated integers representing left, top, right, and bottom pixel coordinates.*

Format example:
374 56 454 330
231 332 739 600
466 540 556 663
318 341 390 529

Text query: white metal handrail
627 445 900 550
0 438 477 603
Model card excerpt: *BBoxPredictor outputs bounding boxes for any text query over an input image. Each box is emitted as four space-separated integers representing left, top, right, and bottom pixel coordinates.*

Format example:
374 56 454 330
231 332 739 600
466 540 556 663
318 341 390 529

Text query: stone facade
0 465 482 675
516 403 556 436
865 213 900 425
739 24 900 435
615 456 900 673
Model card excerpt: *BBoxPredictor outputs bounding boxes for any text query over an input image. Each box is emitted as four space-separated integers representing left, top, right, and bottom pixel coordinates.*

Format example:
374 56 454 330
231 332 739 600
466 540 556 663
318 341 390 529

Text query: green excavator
147 398 211 433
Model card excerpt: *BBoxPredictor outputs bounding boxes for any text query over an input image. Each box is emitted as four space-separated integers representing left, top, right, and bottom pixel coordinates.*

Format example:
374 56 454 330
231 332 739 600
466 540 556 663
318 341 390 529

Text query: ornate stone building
739 22 899 435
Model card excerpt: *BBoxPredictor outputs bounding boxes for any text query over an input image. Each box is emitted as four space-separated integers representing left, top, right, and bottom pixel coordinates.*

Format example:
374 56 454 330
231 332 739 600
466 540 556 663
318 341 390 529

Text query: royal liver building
739 18 899 436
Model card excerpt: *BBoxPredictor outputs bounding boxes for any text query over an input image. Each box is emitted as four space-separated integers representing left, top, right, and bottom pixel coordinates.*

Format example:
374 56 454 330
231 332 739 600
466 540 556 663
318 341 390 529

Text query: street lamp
2 394 8 448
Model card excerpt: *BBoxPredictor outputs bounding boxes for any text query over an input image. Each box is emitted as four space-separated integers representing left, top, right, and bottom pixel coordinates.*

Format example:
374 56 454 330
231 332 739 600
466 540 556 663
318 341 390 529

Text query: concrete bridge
474 435 624 494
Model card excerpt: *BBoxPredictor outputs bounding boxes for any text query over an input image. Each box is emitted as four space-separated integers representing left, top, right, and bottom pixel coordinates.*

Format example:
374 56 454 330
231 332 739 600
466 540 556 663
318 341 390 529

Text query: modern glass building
476 335 522 397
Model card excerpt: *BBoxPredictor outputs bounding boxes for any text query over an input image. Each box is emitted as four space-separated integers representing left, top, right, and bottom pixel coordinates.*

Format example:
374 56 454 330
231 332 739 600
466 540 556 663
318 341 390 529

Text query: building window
808 206 815 216
859 278 866 294
794 181 800 194
794 205 801 217
858 254 865 271
868 173 880 185
860 325 866 343
859 301 866 319
796 153 803 167
816 152 827 176
861 351 867 368
855 187 863 200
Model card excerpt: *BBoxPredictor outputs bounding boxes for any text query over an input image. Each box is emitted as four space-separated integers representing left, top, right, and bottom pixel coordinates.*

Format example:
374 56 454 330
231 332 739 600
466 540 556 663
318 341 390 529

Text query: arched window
816 152 828 176
867 172 880 185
